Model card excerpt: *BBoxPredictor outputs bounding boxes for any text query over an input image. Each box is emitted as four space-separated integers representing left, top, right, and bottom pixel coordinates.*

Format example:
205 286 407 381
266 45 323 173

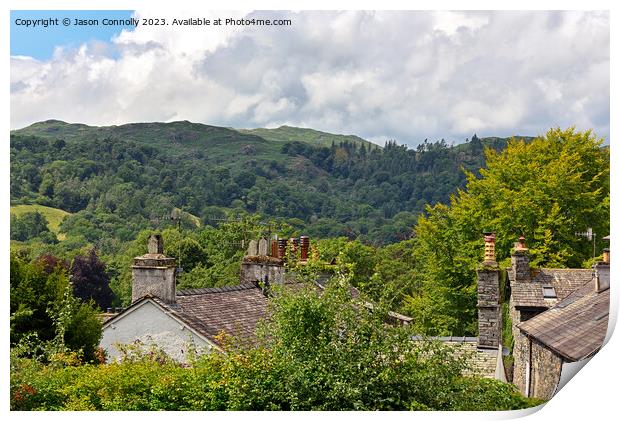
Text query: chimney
477 233 501 350
240 237 285 285
511 235 531 282
300 236 310 261
131 234 177 305
278 239 287 259
603 248 610 264
594 247 610 293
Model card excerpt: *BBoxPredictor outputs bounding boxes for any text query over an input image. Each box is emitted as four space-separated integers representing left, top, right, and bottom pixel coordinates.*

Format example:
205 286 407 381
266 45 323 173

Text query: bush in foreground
10 281 543 411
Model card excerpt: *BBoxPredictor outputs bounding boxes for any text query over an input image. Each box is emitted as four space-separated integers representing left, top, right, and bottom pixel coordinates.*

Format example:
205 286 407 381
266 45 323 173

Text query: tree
71 248 114 311
10 211 52 242
404 128 610 336
10 253 102 361
250 279 538 410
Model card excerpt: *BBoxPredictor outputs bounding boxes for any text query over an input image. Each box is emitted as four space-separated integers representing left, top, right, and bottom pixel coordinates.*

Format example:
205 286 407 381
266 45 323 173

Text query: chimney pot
148 234 164 254
483 232 496 263
277 239 287 259
603 248 610 264
515 235 527 250
300 236 310 261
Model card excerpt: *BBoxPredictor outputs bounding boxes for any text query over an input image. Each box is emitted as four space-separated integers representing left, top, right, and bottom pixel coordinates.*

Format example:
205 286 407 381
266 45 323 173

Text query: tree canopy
404 128 610 336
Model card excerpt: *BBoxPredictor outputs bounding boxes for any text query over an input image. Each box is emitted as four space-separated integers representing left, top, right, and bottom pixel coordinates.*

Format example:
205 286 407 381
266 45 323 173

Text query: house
101 234 283 362
100 233 504 381
507 236 610 399
101 234 351 361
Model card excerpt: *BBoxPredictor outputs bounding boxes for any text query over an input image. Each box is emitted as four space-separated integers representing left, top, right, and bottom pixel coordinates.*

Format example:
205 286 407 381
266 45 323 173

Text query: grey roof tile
518 279 609 361
511 269 593 308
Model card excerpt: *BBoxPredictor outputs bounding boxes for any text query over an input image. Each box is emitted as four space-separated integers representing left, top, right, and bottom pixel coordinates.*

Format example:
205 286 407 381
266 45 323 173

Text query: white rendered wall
101 300 213 363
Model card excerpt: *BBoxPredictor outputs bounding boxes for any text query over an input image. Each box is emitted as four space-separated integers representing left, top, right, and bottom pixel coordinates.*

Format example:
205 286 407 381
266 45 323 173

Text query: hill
237 125 379 149
10 120 527 249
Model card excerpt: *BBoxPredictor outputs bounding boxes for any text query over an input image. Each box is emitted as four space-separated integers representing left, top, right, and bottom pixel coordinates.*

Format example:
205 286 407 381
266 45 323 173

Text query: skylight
542 285 557 299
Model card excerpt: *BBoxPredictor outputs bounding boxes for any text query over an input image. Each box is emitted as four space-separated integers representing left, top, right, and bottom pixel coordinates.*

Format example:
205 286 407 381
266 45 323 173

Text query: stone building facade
508 238 610 400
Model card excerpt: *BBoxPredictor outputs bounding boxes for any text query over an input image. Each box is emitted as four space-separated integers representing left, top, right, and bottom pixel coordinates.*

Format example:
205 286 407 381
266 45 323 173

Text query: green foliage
10 211 56 243
337 240 378 289
238 125 378 149
10 254 102 361
405 128 609 336
10 280 542 411
10 204 71 237
369 239 419 307
11 121 518 247
71 248 114 310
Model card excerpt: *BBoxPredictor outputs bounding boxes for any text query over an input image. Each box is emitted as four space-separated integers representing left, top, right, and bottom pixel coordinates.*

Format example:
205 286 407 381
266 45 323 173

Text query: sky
10 10 610 146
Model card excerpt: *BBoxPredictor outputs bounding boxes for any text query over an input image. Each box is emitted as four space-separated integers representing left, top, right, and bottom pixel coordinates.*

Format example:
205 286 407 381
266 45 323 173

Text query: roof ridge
177 282 258 296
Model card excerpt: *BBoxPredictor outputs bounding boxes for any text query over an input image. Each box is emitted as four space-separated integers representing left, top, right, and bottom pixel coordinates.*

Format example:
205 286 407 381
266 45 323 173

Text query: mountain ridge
12 119 534 151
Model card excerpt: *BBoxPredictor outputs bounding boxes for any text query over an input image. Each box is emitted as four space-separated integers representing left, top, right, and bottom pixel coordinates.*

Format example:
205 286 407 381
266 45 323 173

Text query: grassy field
10 204 71 240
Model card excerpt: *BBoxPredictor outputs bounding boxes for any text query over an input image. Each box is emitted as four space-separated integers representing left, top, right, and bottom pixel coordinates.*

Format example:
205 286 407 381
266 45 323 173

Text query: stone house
408 233 508 381
507 237 610 400
101 235 297 362
103 230 611 393
100 234 505 381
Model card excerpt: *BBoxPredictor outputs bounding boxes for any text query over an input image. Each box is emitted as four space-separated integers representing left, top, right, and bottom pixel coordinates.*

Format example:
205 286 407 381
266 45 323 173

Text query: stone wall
512 328 563 399
511 305 529 395
530 339 563 399
444 341 502 379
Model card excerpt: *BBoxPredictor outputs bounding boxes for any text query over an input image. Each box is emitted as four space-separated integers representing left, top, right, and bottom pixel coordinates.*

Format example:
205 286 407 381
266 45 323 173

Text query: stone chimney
477 233 501 349
511 235 531 282
594 247 610 293
132 234 177 305
240 237 285 285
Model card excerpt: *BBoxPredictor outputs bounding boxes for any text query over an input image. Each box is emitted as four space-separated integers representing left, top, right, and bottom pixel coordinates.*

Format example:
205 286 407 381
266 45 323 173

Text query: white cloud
10 10 610 146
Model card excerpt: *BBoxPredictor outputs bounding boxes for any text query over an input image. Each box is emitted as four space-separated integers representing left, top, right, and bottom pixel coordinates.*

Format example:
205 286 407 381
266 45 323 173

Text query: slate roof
510 269 593 308
102 282 273 348
104 280 409 349
174 283 270 346
517 279 609 361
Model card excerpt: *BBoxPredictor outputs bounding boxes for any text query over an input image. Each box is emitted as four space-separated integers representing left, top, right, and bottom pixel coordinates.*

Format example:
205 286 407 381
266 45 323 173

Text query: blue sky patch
11 10 135 60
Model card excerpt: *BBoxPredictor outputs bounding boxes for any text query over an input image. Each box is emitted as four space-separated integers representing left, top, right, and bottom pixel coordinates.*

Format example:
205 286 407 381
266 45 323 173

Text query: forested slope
11 120 523 249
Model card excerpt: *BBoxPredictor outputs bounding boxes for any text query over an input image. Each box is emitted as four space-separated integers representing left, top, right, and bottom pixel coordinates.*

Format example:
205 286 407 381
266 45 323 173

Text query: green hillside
10 204 71 239
14 119 278 160
237 125 379 149
11 120 529 248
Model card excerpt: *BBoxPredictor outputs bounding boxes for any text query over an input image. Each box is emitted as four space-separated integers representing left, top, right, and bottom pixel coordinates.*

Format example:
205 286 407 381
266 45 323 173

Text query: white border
3 1 616 419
